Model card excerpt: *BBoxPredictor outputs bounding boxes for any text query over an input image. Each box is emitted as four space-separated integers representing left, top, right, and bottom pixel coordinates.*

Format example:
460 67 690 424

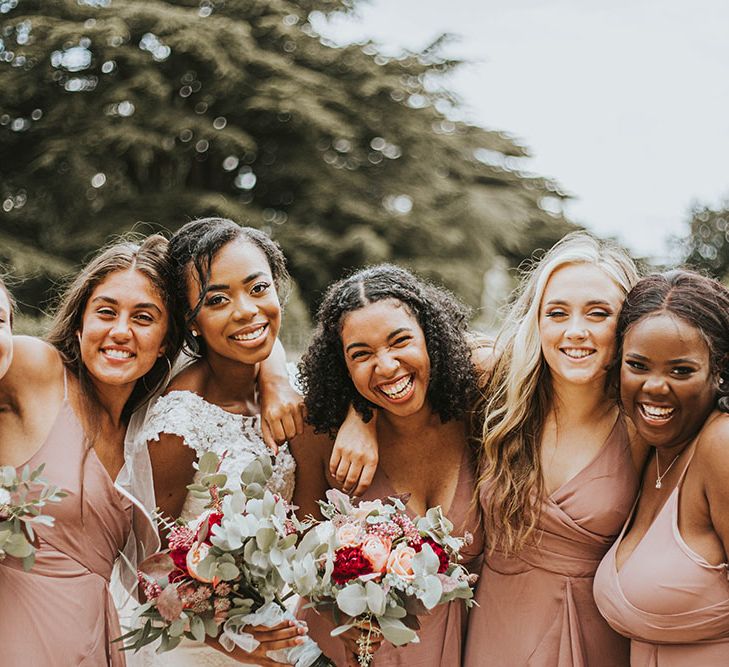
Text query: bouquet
0 463 66 570
284 490 477 666
120 452 334 666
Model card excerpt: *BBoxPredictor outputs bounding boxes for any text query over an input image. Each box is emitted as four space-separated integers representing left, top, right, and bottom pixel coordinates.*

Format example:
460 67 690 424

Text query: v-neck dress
594 449 729 666
464 416 639 667
0 395 132 666
298 446 484 666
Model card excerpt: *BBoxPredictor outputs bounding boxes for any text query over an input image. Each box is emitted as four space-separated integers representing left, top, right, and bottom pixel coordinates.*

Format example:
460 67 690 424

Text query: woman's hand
260 379 306 455
207 620 307 666
330 405 379 497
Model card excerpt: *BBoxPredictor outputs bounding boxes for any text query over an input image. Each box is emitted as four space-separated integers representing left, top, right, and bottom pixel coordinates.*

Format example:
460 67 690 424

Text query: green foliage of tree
0 0 575 315
681 203 729 282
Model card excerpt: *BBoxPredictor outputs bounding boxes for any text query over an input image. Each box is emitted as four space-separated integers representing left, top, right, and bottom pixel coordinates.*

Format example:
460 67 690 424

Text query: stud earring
191 330 199 337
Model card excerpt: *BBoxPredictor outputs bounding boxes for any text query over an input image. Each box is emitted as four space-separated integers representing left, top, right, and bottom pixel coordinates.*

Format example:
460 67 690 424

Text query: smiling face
341 299 431 419
539 263 624 388
79 269 168 390
187 239 281 366
621 313 715 449
0 288 13 380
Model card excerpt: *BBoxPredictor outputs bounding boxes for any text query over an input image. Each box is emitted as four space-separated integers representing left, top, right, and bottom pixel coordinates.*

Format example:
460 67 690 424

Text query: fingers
293 402 306 435
280 412 299 442
329 448 343 480
351 459 377 497
260 419 279 456
343 463 363 496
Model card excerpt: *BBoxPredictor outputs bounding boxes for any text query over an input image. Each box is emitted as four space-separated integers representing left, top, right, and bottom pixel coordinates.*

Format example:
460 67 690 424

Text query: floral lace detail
142 391 295 522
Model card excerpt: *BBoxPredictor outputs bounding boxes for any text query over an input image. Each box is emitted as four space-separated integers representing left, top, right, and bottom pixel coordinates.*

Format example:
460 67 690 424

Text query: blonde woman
464 232 647 666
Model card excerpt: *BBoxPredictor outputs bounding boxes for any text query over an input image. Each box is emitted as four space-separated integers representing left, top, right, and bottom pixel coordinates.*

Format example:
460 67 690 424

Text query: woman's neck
201 350 258 405
549 374 615 426
88 376 134 428
378 403 439 439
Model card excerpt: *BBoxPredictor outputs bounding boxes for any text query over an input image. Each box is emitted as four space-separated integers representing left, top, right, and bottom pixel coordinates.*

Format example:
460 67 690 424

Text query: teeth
232 325 266 341
379 375 413 399
104 349 132 359
641 404 674 418
562 348 594 359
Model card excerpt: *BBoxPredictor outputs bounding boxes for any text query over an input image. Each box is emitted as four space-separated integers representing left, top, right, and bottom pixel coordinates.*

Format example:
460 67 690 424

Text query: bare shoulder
624 415 651 473
164 359 207 395
5 336 62 387
695 412 729 473
289 424 333 463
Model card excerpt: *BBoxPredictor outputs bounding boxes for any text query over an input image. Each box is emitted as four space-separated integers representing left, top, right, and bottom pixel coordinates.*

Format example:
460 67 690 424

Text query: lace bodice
142 390 296 521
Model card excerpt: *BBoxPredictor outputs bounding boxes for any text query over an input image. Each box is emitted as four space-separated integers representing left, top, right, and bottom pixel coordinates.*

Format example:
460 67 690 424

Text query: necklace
655 451 681 489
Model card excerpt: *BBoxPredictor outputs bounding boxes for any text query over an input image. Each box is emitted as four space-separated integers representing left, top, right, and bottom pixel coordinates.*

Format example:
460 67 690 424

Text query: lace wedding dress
132 389 296 667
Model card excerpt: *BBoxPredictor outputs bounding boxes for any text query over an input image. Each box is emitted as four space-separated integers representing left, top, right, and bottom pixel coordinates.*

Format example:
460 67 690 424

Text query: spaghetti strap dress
594 449 729 666
0 375 132 666
464 415 639 667
298 447 484 666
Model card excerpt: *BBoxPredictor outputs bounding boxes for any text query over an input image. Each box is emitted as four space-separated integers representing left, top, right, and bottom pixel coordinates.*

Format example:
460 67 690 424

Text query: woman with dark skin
594 271 729 665
292 264 484 667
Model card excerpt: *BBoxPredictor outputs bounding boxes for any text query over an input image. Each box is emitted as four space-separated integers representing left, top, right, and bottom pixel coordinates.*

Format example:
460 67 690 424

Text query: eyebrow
206 271 269 292
344 327 413 353
91 296 162 314
625 352 698 364
544 299 613 306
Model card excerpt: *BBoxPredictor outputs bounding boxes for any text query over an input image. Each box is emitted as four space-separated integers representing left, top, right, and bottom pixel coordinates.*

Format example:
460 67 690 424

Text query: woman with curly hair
292 264 484 667
464 231 646 666
594 271 729 665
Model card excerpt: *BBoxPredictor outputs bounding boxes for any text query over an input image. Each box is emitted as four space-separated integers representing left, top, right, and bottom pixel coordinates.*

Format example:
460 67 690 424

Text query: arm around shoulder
697 413 729 557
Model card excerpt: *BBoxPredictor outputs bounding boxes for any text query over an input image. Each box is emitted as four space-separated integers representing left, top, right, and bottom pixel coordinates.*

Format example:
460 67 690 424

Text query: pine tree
0 0 574 315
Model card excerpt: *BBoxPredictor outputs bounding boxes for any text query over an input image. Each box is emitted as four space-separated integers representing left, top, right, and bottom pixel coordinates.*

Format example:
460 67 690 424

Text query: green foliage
681 203 729 282
0 0 574 315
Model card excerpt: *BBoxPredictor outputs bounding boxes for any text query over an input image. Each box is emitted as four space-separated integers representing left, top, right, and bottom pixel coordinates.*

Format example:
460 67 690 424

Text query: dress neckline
165 389 260 426
548 413 621 501
373 445 470 519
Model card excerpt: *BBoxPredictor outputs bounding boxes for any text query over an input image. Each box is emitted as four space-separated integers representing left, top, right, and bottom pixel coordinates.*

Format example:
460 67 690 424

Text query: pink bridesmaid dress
464 416 639 667
0 380 132 666
299 448 484 666
594 449 729 666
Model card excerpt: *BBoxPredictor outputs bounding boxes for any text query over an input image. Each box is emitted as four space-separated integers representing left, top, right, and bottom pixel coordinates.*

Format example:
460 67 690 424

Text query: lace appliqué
142 391 295 522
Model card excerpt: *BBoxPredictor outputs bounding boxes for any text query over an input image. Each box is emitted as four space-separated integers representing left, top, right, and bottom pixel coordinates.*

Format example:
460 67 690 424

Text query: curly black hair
168 217 290 357
617 269 729 413
300 264 477 435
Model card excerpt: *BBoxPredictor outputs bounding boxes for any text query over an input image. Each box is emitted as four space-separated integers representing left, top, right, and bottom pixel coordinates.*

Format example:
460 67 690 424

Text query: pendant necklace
655 451 681 489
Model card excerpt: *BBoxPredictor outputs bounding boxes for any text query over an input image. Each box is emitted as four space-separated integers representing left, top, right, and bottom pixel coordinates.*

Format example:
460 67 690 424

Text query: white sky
314 0 729 260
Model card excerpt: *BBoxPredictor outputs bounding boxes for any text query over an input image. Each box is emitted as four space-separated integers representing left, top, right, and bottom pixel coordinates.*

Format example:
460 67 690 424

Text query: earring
191 330 199 337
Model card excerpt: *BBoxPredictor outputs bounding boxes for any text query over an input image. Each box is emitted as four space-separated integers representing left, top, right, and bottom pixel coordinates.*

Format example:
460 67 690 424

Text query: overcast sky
315 0 729 259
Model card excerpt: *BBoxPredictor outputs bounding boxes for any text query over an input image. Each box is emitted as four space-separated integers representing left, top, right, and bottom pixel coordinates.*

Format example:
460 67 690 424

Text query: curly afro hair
300 264 477 435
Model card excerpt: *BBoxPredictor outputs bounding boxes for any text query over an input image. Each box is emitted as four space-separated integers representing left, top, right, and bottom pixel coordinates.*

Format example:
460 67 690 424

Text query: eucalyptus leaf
378 616 419 646
190 615 206 642
198 451 220 475
330 623 355 637
335 583 368 617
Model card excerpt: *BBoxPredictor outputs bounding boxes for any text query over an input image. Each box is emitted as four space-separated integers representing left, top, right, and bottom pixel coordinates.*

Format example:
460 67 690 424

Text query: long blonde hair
479 231 639 555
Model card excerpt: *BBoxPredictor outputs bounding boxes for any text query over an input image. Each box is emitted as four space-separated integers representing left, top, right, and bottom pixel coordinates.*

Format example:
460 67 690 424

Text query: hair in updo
0 275 15 327
168 217 290 357
617 269 729 413
300 263 477 436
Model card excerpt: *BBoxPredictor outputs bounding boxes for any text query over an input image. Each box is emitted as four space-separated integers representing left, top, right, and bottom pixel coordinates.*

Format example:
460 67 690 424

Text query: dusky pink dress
464 416 639 667
298 447 484 666
594 449 729 666
0 385 132 666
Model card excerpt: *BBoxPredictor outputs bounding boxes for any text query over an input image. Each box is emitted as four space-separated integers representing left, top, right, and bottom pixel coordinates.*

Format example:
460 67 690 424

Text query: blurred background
1 0 727 350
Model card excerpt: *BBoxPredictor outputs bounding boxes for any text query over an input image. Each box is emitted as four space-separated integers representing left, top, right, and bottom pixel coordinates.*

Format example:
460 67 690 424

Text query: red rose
332 546 374 585
169 548 189 582
412 537 449 574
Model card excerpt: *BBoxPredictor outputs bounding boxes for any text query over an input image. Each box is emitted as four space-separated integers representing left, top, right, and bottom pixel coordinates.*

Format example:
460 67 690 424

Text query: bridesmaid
0 276 13 379
464 232 646 666
0 235 181 666
292 264 484 667
594 271 729 665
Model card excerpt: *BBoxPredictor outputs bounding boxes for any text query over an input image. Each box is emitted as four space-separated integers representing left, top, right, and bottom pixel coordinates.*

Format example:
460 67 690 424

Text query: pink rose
336 521 363 547
361 534 391 573
350 500 384 522
386 543 416 580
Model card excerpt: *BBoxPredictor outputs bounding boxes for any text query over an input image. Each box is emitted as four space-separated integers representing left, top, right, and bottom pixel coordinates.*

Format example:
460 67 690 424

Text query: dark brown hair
46 234 183 423
617 269 729 413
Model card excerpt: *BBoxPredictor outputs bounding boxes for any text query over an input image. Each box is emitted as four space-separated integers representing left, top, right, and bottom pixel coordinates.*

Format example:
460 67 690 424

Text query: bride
142 217 307 666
